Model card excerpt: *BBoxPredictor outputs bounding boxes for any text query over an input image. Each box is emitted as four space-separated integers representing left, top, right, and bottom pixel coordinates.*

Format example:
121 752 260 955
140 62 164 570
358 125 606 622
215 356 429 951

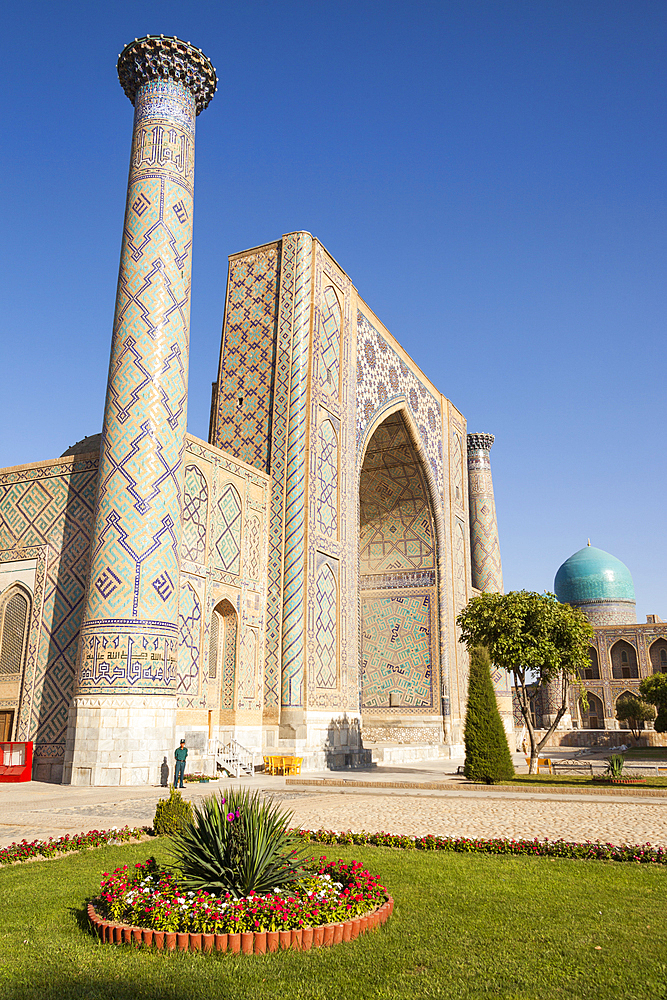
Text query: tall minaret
466 433 513 735
64 37 217 786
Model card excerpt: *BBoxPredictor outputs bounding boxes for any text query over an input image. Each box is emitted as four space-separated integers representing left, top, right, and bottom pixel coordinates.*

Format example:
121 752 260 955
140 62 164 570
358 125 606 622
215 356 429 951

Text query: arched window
610 640 638 680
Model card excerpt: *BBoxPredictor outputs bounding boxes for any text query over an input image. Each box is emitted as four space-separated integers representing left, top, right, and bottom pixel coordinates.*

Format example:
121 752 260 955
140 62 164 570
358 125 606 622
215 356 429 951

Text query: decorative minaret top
117 36 217 113
467 432 495 453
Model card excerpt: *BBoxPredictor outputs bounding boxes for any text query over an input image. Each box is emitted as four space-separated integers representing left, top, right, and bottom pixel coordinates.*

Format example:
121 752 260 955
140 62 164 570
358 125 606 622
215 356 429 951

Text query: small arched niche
580 691 605 729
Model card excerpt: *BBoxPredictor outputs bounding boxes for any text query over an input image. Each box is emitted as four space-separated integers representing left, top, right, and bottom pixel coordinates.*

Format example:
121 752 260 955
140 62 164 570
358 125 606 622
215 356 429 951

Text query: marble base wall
63 695 176 786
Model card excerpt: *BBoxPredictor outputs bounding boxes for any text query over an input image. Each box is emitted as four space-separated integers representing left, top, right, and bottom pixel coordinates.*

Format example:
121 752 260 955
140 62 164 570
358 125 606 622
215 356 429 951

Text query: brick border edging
86 897 393 954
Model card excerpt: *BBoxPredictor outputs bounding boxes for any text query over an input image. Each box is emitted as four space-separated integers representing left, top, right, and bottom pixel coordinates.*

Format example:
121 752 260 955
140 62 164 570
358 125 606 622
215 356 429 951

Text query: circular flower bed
90 856 392 953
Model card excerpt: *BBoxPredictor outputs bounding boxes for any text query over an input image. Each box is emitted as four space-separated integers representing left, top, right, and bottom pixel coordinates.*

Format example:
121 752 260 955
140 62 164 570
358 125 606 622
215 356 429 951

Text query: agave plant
167 788 307 897
605 753 625 779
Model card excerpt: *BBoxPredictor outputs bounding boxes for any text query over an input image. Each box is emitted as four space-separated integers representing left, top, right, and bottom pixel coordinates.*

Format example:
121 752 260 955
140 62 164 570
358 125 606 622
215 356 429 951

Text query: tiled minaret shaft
466 433 513 735
64 37 216 786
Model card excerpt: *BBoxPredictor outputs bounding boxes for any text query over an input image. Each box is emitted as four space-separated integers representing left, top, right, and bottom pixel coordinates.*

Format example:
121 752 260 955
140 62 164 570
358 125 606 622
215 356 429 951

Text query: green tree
639 674 667 732
615 694 656 741
457 591 593 773
463 645 515 783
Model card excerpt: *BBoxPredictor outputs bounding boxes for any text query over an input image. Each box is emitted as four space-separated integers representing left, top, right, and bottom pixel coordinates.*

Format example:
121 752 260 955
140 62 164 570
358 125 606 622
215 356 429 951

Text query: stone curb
285 778 667 799
86 897 393 954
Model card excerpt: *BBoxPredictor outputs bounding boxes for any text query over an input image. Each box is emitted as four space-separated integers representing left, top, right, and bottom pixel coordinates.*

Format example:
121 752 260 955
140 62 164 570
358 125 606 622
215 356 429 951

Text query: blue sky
1 1 665 618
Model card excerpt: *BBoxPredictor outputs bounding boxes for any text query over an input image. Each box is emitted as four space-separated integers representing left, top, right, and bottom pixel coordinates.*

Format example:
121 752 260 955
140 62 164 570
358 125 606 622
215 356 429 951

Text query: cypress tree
463 645 515 784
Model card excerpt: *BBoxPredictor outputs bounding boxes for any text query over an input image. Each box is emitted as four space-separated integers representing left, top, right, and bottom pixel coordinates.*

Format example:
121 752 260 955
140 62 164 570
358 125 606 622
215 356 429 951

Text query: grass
1 840 666 999
508 774 667 789
623 747 667 760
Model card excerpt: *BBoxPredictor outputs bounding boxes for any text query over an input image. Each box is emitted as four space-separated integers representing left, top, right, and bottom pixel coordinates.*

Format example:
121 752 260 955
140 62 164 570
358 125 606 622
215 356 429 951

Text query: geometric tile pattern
280 234 312 708
210 246 280 472
78 78 197 693
361 593 433 708
245 515 261 583
315 564 337 688
214 483 242 575
317 420 338 538
319 285 341 397
262 237 295 710
356 312 443 492
177 582 201 705
0 458 98 752
237 627 258 710
181 465 208 563
360 412 435 575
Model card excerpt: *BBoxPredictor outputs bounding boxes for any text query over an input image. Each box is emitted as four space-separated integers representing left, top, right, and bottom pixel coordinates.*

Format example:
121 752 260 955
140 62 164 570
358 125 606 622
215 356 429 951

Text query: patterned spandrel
360 412 435 575
181 465 208 562
211 246 280 472
177 583 201 703
315 565 337 688
357 313 443 492
214 483 242 575
361 593 433 708
319 285 341 396
0 460 97 749
237 627 258 709
317 420 338 538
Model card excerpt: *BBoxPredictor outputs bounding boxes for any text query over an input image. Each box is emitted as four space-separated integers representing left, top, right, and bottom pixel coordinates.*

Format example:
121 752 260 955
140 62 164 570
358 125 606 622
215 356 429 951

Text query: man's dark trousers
174 760 186 788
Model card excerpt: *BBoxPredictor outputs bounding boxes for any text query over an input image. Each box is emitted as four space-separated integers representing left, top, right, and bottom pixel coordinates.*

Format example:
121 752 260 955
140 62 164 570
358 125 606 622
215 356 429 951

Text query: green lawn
1 840 666 1000
623 748 667 761
509 774 667 789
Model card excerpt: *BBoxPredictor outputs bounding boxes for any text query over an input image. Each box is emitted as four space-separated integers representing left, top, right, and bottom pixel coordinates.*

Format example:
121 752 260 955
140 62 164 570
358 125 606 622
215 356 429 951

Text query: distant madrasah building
531 543 667 734
0 36 509 786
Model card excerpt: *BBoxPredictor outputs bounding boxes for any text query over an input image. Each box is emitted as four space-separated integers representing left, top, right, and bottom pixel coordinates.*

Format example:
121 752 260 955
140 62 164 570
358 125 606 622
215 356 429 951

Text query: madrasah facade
0 36 508 785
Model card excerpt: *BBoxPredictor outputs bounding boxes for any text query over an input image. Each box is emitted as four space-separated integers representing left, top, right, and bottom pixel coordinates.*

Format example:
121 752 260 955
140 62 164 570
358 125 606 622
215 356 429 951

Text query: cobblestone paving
283 792 667 846
2 783 667 849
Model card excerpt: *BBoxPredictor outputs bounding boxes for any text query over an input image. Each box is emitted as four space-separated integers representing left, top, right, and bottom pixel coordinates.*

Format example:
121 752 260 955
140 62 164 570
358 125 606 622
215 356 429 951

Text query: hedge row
292 829 667 864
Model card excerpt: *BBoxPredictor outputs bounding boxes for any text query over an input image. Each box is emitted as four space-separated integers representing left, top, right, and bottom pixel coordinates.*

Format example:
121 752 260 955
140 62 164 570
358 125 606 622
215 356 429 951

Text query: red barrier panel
0 742 33 782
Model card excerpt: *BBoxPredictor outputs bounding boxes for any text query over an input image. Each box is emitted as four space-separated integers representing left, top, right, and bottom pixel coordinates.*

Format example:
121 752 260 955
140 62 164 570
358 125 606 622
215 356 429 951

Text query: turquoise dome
554 546 635 605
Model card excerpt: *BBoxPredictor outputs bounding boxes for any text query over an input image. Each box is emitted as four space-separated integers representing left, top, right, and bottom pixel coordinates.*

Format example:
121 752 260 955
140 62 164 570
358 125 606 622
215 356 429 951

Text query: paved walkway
2 752 667 849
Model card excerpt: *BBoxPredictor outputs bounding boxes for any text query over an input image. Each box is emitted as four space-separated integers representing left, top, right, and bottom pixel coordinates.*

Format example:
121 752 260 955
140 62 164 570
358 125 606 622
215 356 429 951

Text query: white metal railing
215 740 258 779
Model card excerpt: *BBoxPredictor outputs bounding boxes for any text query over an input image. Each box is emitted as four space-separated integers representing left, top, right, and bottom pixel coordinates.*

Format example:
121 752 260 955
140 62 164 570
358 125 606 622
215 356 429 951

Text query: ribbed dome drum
554 545 636 625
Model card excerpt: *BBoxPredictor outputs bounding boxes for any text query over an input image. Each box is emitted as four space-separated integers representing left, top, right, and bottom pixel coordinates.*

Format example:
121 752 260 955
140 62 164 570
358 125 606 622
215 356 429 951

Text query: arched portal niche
0 583 32 741
610 640 638 679
359 410 439 722
584 647 600 680
649 638 667 674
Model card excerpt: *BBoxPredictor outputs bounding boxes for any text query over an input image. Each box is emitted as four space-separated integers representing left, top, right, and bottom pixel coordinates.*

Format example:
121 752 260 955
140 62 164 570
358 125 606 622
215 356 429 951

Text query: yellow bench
524 756 553 775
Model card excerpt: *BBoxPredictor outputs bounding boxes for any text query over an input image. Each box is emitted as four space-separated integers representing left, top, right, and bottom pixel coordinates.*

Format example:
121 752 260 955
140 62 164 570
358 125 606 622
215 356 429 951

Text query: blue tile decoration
315 564 337 689
181 465 208 563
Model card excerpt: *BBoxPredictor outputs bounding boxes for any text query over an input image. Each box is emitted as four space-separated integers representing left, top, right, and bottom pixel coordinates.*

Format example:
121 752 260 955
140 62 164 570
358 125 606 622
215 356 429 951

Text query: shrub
463 645 515 784
616 694 655 740
605 754 625 778
153 788 193 835
639 674 667 732
167 787 307 898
